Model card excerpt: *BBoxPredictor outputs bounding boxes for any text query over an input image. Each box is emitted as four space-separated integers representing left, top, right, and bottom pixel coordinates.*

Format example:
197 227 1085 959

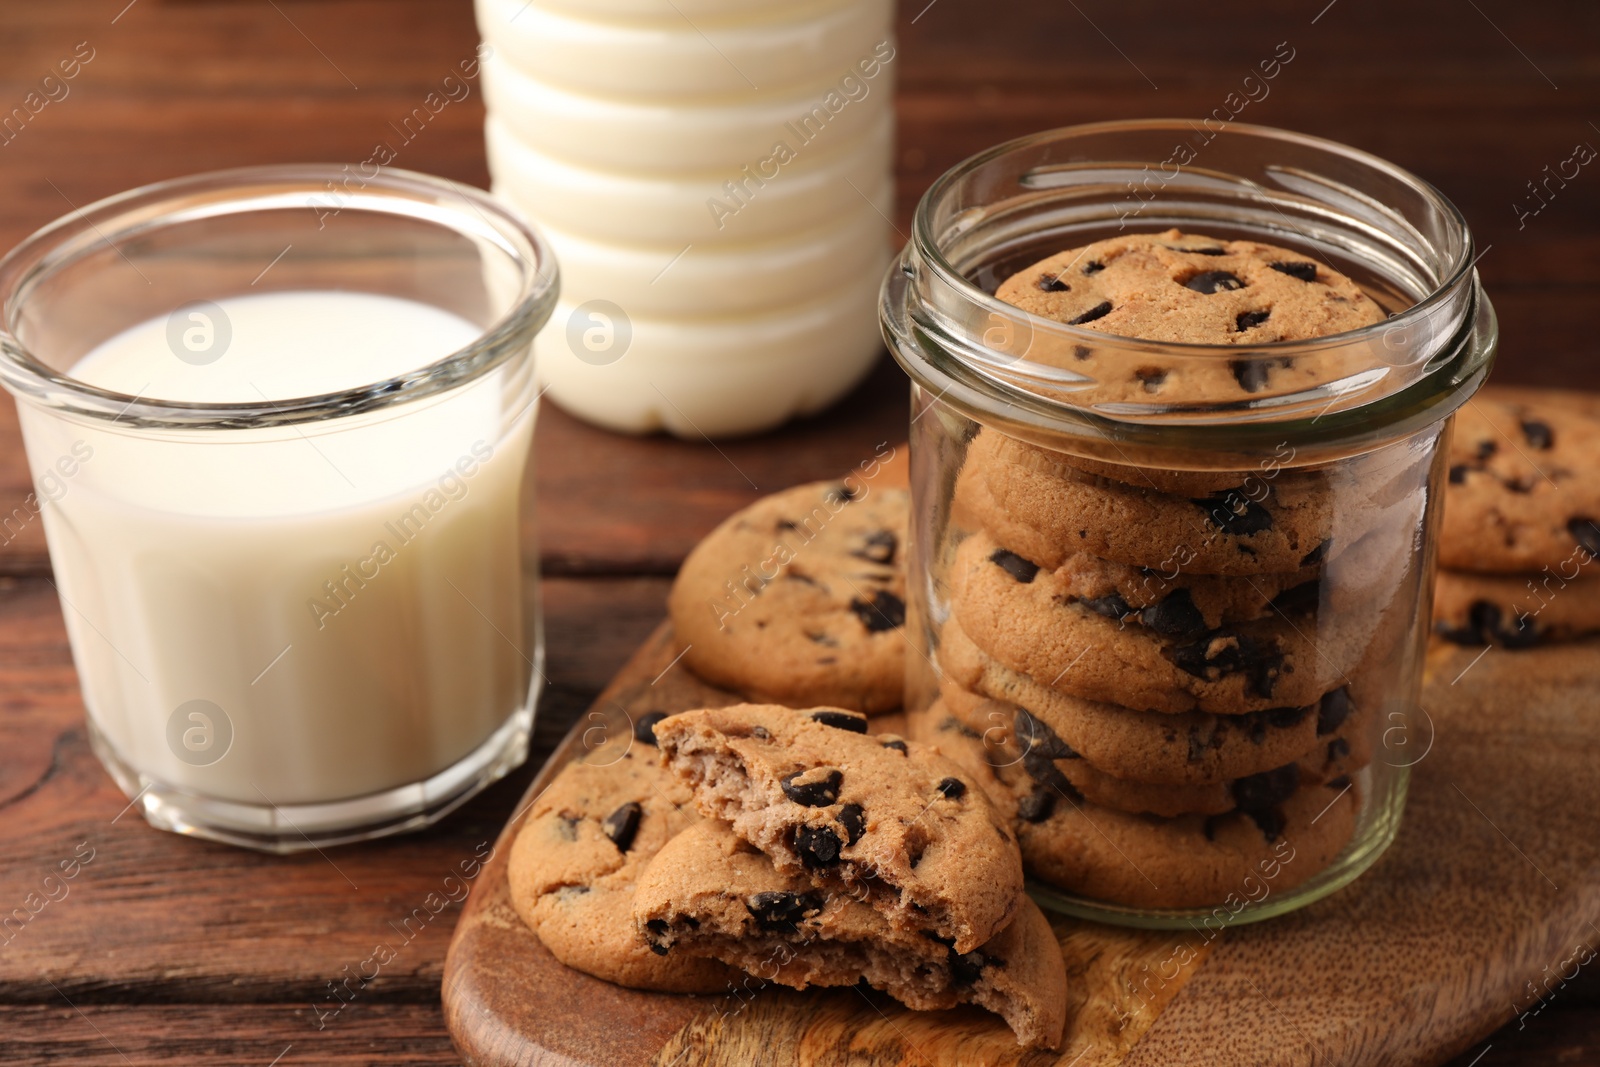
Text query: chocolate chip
1015 707 1079 760
646 917 670 955
1570 518 1600 557
752 725 771 740
1016 786 1055 823
794 824 842 868
1174 245 1227 256
949 950 988 985
1038 274 1070 292
1083 261 1104 274
1135 367 1169 391
1232 764 1299 811
1191 491 1275 535
831 483 858 503
989 548 1040 583
1185 271 1244 294
839 803 866 844
936 778 966 800
849 589 905 633
782 768 843 807
881 738 909 755
1245 806 1288 842
1022 749 1084 804
1235 310 1273 335
1141 589 1206 636
1300 539 1330 566
1081 592 1133 619
632 711 668 746
811 710 868 733
1316 688 1351 735
1231 359 1271 392
1270 261 1318 282
747 890 823 933
1271 580 1321 617
1068 301 1113 325
851 530 898 565
1326 775 1351 790
602 802 642 853
1166 629 1284 698
1327 737 1351 762
1072 344 1092 360
1520 419 1554 449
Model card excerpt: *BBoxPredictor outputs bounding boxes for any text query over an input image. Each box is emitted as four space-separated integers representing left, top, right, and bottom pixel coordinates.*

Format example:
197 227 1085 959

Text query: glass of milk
0 166 558 851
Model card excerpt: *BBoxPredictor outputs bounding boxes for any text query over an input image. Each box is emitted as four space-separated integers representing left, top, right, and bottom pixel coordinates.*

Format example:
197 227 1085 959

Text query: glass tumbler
881 121 1496 926
0 166 558 852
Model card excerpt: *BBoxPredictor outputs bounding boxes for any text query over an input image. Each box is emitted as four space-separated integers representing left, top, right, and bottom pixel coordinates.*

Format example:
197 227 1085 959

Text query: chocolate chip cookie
633 820 1067 1049
652 703 1024 953
961 428 1336 576
1434 567 1600 647
938 617 1350 785
951 532 1374 714
1439 396 1600 573
506 748 731 992
996 694 1370 818
1008 763 1360 910
996 228 1385 346
669 479 909 713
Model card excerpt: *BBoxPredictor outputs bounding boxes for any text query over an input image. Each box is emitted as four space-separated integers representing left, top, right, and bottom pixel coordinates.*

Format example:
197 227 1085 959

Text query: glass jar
0 166 557 852
881 121 1494 927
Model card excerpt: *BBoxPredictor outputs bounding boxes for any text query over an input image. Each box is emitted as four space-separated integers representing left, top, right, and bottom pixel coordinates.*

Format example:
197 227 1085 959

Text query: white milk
477 0 896 437
26 291 533 808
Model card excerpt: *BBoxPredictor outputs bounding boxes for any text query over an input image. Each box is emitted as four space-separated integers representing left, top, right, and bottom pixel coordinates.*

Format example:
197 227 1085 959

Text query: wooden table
1 1 1596 1063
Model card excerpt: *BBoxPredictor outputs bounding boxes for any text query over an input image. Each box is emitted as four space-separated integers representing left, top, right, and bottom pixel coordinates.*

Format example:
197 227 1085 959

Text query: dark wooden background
1 1 1595 1063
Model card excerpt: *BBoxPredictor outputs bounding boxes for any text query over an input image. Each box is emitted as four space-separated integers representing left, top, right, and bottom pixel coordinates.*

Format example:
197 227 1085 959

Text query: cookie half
633 821 1067 1049
506 748 732 992
652 703 1024 954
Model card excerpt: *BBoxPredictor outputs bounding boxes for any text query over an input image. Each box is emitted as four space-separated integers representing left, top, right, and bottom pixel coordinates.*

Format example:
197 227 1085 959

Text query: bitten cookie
995 228 1386 347
1439 396 1600 573
1434 567 1600 647
938 617 1350 786
950 532 1373 714
669 479 909 713
961 429 1336 576
633 821 1067 1049
653 703 1024 953
506 748 731 992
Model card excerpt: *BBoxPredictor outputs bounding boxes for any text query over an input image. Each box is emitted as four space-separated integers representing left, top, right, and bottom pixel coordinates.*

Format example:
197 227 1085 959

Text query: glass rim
911 118 1475 356
0 164 559 430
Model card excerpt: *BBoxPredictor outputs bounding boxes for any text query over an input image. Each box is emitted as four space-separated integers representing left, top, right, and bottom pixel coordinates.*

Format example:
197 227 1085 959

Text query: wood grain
444 626 1215 1067
1 0 1598 1062
443 627 1600 1067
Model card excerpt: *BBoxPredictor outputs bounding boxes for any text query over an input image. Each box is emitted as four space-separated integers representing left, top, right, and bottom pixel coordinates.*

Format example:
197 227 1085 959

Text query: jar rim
0 164 559 430
882 119 1495 452
912 118 1475 356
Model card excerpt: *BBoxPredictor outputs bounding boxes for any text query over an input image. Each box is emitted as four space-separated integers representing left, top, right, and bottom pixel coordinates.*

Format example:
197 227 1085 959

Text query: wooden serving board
443 626 1600 1067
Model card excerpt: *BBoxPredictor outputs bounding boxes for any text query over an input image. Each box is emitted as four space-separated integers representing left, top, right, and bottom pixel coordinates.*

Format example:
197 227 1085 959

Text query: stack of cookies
509 703 1067 1048
923 230 1424 909
1434 389 1600 648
